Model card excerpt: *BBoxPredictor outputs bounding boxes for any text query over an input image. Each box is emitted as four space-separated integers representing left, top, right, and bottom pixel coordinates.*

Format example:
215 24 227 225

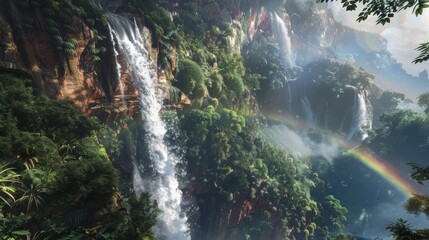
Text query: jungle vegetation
1 0 428 239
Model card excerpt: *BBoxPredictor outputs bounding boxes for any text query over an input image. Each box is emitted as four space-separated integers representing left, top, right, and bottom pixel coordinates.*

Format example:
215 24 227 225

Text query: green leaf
12 230 30 235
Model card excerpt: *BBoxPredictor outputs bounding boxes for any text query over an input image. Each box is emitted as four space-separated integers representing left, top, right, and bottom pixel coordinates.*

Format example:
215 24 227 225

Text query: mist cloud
262 124 340 162
326 2 429 76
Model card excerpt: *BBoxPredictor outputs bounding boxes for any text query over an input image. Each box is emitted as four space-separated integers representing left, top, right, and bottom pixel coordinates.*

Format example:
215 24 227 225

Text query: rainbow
262 111 422 197
346 149 421 197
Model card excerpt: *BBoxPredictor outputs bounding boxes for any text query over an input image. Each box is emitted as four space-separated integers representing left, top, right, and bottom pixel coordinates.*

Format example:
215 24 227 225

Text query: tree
418 92 429 113
318 0 429 63
376 163 429 239
386 218 418 240
0 73 160 238
372 90 405 127
313 195 349 240
384 164 429 239
175 58 205 99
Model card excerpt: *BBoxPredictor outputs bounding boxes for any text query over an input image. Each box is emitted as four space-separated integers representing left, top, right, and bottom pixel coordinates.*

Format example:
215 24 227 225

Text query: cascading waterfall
286 82 292 112
324 102 329 129
301 96 315 127
272 12 294 69
347 90 370 140
108 24 125 105
106 13 190 239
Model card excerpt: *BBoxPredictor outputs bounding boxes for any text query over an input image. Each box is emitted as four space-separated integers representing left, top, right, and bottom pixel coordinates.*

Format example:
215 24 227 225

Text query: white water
272 12 294 68
347 90 370 140
106 13 189 239
301 96 315 127
286 82 292 112
324 102 329 129
108 23 125 105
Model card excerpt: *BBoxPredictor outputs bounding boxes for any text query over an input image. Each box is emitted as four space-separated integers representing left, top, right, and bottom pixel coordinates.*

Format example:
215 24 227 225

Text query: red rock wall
0 0 142 122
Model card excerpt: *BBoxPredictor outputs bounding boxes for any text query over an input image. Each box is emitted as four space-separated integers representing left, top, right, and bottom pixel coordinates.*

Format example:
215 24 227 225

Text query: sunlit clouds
327 2 429 76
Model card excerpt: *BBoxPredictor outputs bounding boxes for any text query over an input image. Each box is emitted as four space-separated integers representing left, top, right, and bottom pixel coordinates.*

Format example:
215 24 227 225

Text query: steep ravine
1 1 416 239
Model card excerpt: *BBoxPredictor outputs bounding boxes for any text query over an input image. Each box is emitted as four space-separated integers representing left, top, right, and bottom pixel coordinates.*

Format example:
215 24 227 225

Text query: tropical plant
17 170 49 212
0 73 159 238
0 211 30 239
175 58 205 98
0 165 19 207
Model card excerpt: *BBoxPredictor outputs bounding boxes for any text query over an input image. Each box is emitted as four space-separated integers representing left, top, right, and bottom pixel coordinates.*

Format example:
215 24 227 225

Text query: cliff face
0 1 354 239
0 0 143 122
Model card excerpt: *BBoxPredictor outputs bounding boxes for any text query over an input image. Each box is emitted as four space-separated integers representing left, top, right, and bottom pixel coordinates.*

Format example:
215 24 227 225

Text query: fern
413 42 429 63
46 18 57 28
42 7 55 17
54 35 64 46
65 38 79 48
48 26 60 35
63 41 75 50
64 48 77 57
168 85 183 104
16 0 30 9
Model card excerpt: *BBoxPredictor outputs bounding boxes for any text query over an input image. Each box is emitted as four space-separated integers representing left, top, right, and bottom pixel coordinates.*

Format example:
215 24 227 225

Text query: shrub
175 58 205 98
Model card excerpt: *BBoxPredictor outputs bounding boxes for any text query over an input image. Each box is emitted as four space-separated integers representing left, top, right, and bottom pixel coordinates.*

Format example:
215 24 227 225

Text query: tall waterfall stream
106 13 190 240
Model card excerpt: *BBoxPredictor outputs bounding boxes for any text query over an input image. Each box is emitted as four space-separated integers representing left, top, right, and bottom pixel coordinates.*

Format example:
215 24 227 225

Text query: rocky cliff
0 0 147 122
0 1 394 239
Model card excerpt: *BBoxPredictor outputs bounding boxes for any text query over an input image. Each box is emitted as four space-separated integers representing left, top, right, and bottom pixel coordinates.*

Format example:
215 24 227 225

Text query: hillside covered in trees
0 0 428 239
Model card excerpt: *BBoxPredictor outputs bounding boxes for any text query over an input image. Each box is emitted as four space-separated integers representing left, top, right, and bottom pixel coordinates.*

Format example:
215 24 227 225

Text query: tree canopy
0 74 159 239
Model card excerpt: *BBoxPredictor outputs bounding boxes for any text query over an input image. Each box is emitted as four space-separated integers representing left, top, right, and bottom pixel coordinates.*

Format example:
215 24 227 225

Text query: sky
327 2 429 76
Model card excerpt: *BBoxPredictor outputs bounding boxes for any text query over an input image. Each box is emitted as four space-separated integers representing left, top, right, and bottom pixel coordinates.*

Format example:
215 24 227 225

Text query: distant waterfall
301 96 315 127
286 82 292 112
106 13 190 240
347 90 371 140
324 102 329 129
108 24 125 105
272 12 294 68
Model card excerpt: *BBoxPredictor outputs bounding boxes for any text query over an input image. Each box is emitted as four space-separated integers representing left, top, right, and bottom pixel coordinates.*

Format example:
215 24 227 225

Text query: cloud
262 124 340 162
326 2 429 76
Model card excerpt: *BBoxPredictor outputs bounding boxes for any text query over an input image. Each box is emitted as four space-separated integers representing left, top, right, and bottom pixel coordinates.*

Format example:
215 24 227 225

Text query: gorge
0 0 428 240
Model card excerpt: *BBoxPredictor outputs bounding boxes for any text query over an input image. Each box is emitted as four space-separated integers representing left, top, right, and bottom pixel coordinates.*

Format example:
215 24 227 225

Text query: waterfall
286 82 292 112
347 90 370 140
301 96 315 127
272 12 294 69
106 13 189 239
324 102 329 129
108 24 125 105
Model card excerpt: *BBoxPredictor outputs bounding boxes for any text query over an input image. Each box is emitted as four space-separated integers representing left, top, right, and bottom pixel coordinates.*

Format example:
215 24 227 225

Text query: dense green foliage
243 33 290 91
124 0 255 110
365 109 429 167
180 107 348 239
417 92 429 114
115 1 354 239
12 0 107 61
371 90 405 127
299 59 373 95
0 74 158 239
175 58 206 99
4 0 408 238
